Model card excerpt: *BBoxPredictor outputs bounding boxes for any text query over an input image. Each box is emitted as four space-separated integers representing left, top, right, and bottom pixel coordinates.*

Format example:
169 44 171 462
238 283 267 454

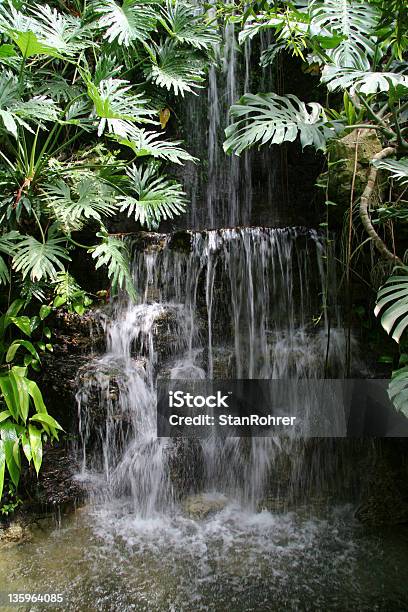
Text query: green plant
0 300 61 502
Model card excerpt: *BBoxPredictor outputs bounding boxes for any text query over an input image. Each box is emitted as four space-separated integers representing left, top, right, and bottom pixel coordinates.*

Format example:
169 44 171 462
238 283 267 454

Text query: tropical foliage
222 0 408 414
0 0 218 502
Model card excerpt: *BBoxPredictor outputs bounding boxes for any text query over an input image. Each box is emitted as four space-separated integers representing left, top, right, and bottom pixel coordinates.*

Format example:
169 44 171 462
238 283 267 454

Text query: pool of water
1 501 408 611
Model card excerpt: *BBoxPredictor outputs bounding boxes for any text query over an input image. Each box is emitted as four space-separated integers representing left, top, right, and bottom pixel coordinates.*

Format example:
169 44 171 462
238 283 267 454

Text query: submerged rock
182 493 228 519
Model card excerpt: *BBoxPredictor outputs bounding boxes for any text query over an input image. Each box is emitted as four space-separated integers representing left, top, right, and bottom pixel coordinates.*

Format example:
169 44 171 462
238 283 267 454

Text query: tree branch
359 147 402 265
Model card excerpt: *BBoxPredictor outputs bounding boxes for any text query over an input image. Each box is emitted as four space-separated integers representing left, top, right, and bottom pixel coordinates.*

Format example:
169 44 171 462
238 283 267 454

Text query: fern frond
0 71 59 138
119 164 187 229
0 231 20 285
0 1 90 57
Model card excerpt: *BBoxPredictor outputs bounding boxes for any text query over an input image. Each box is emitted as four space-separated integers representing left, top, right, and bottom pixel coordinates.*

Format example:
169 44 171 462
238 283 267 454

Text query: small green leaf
27 380 47 414
6 339 40 364
43 326 51 339
31 412 63 433
73 303 85 315
28 424 42 476
0 375 18 419
21 430 32 463
10 316 32 337
53 295 67 308
0 410 11 424
39 305 52 320
0 440 5 501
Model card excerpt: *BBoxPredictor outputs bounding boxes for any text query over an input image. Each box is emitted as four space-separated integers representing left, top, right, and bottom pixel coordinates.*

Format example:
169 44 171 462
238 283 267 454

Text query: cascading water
76 227 351 516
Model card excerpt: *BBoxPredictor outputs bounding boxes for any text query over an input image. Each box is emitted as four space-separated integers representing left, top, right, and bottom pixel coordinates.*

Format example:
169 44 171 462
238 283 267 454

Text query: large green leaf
375 268 408 342
0 439 5 500
27 380 48 415
321 66 408 94
44 177 119 232
0 374 18 420
119 164 187 229
10 367 30 423
389 366 408 417
0 2 89 57
91 230 136 300
309 0 379 69
0 421 20 487
224 92 335 155
85 75 154 138
6 340 40 364
372 157 408 186
12 234 71 282
146 40 205 97
114 127 197 165
94 0 157 47
159 0 219 50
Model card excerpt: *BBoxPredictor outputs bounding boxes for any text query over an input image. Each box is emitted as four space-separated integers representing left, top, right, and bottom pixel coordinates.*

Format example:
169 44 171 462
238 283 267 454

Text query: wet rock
0 520 31 548
182 493 228 519
40 309 105 431
23 443 85 514
167 439 204 496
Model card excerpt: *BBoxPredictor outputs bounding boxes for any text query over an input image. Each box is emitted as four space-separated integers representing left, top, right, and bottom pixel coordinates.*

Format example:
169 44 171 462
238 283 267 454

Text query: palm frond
321 66 408 94
94 0 157 47
119 164 187 229
91 229 136 300
309 0 379 69
112 126 197 164
146 40 205 97
224 93 336 155
12 233 71 282
160 0 220 50
373 157 408 185
43 177 119 232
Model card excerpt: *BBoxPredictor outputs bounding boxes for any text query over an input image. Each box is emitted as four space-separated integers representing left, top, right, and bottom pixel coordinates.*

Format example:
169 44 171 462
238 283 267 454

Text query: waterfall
183 2 278 229
76 227 351 515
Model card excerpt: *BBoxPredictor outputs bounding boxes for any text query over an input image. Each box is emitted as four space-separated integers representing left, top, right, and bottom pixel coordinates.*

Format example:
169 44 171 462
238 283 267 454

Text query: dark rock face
355 440 408 527
40 310 105 431
22 443 85 514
